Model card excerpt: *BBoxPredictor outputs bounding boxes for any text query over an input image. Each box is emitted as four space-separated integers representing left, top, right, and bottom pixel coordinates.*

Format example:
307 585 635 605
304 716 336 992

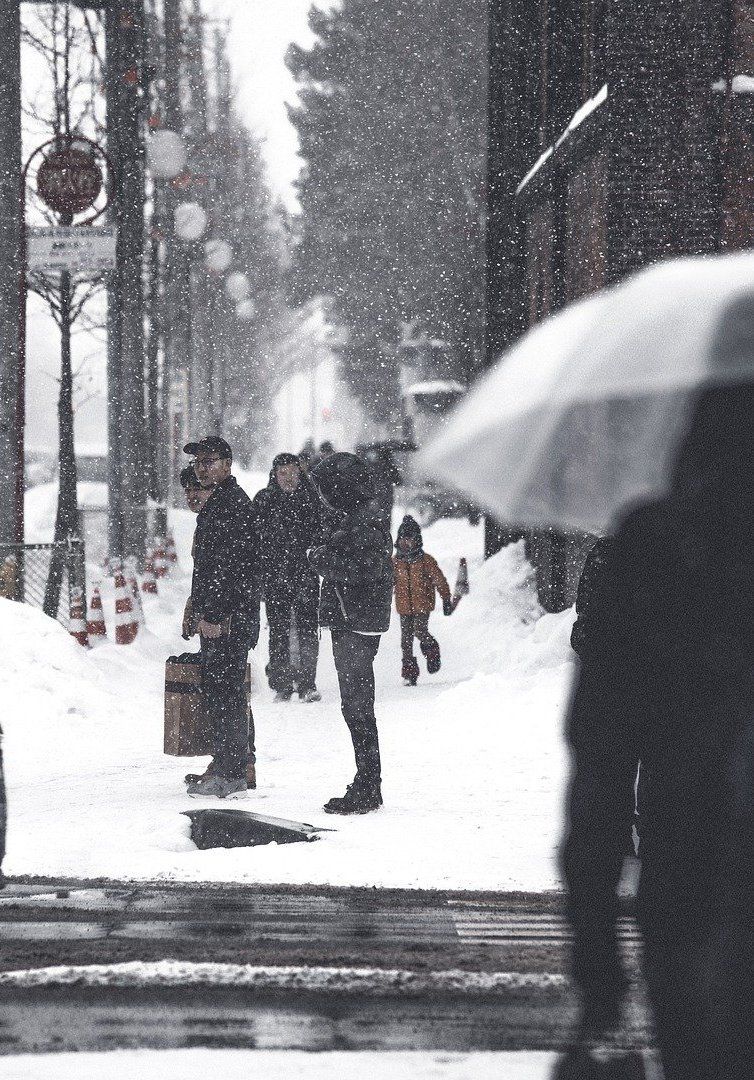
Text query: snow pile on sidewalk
0 1049 558 1080
1 515 576 890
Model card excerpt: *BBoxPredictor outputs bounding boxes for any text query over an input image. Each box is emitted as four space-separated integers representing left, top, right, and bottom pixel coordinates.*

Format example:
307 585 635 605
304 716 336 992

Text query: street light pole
159 0 185 513
0 2 22 544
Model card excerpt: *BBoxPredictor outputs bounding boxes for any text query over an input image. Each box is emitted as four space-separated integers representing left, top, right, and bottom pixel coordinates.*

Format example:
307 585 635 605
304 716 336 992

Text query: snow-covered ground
0 1049 558 1080
1 484 576 890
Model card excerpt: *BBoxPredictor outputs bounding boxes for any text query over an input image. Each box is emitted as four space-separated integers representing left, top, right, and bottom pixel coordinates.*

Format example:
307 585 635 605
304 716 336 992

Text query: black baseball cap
183 436 233 459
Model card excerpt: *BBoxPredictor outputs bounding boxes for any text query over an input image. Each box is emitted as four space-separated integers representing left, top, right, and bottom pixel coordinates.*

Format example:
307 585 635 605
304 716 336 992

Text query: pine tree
287 0 486 426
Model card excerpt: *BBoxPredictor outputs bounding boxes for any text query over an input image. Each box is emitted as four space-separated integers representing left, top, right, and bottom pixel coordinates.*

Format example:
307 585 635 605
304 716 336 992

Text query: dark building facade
486 0 754 609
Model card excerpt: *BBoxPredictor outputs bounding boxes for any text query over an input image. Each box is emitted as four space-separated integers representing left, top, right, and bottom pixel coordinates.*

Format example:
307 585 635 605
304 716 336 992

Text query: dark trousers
200 614 257 780
399 613 437 662
266 574 320 693
638 863 752 1080
0 724 5 876
331 628 381 789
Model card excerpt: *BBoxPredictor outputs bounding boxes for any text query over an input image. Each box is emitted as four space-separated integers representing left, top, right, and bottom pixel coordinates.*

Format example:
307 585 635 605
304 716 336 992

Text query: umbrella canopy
420 254 754 535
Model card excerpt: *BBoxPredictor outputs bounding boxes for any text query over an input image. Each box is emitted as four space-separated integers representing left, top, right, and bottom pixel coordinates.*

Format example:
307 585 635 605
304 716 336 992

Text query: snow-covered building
486 0 754 608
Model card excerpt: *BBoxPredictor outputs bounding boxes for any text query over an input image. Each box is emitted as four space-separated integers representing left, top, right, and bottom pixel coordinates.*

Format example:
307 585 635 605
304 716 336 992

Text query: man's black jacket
251 468 321 591
191 476 260 623
308 453 393 634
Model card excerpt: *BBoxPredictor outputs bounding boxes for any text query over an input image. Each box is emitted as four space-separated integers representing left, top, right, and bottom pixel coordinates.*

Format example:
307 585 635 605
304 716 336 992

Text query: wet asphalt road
0 879 652 1055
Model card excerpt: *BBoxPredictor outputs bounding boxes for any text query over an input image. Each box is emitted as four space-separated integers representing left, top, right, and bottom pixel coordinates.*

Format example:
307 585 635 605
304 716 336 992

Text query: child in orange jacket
393 515 452 685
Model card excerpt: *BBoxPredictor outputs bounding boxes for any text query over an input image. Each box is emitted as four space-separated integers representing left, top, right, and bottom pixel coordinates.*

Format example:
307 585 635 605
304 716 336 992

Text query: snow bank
0 1050 559 1080
1 516 575 890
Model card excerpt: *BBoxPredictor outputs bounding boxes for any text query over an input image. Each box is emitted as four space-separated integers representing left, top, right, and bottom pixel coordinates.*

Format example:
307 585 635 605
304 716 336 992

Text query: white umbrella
421 254 754 535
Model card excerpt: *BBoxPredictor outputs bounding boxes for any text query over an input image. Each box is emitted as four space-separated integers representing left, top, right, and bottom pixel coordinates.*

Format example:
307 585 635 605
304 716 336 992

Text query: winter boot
401 657 419 686
299 687 322 703
186 775 248 799
553 1047 648 1079
274 689 293 702
246 762 257 789
184 759 217 785
420 639 441 675
324 780 383 815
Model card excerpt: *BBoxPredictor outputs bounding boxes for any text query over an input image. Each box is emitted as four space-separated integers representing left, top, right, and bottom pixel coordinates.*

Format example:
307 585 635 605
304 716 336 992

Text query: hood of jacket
311 452 375 514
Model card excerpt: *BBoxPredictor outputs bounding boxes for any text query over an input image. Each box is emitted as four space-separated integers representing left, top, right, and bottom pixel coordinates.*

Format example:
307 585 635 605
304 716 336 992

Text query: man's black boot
324 780 382 815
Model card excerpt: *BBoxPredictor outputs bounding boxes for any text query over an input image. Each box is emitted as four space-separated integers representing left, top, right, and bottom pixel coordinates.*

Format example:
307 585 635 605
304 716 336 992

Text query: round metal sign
36 146 103 216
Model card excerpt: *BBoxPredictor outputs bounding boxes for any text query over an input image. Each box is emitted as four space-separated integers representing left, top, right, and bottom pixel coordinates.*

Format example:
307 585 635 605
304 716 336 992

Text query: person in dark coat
561 381 754 1080
252 453 322 702
184 437 261 798
308 452 394 814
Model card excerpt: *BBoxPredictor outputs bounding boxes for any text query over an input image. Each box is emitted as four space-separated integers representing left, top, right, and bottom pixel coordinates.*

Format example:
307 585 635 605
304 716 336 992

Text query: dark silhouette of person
561 376 754 1080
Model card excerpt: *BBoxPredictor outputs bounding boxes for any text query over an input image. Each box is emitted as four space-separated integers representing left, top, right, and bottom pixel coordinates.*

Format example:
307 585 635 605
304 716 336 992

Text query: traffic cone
153 536 168 578
86 583 107 638
142 550 158 594
111 559 138 645
165 530 178 566
69 586 89 648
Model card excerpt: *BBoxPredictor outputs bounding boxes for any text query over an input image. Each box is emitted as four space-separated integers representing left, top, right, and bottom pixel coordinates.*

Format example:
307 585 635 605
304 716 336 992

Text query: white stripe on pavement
0 961 569 994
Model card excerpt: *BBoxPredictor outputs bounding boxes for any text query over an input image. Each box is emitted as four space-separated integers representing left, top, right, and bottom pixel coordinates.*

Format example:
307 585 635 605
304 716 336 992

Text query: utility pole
155 0 184 522
183 0 211 434
105 0 148 561
0 3 22 544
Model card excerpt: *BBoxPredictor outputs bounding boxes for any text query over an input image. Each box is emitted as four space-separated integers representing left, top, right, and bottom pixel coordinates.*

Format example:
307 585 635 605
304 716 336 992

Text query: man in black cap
251 453 322 702
183 437 261 797
308 452 393 814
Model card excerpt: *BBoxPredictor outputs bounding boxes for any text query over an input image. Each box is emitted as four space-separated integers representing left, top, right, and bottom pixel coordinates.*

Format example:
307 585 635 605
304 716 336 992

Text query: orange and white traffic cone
153 536 168 578
165 530 178 567
86 583 107 639
111 559 138 645
69 586 89 648
141 550 158 594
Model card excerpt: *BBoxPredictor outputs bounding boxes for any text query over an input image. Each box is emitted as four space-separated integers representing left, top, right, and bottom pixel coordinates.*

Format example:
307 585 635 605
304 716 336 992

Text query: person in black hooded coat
560 371 754 1080
251 453 322 701
308 452 394 814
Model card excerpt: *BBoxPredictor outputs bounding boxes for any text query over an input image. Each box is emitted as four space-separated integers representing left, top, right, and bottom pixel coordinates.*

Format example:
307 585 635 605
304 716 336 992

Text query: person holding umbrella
422 257 754 1079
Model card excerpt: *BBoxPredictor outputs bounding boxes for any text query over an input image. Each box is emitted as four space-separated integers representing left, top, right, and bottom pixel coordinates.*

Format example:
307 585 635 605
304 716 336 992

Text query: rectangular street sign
27 226 117 273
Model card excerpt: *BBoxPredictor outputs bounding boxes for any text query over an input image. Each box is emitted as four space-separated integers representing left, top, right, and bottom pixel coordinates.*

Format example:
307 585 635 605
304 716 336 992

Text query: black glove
443 598 453 616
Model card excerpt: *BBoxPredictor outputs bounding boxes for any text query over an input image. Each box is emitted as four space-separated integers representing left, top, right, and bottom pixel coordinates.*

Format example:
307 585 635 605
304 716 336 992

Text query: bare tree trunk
44 269 80 617
145 221 161 502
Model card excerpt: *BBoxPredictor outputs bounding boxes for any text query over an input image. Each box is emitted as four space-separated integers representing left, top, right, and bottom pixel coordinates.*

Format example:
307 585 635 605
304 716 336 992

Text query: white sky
204 0 337 210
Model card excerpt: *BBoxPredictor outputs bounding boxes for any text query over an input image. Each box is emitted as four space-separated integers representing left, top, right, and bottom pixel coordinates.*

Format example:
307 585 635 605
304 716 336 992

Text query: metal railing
0 538 86 630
